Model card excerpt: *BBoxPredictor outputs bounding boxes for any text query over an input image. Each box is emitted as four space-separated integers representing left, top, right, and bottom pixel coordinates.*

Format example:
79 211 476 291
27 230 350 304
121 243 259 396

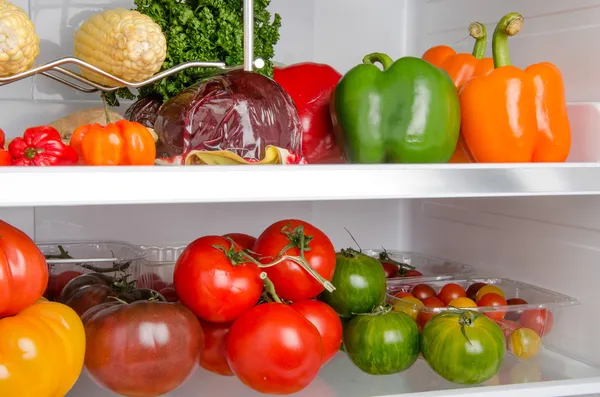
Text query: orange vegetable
460 12 571 163
0 299 86 397
71 120 156 166
422 22 494 89
422 22 494 164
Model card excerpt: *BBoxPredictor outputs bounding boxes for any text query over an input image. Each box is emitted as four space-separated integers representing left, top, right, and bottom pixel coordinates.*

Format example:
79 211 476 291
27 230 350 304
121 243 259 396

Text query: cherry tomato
223 233 257 251
477 293 507 321
137 272 165 290
476 285 505 302
411 284 436 301
496 318 519 340
508 327 541 359
381 261 399 278
393 291 413 299
417 296 445 329
520 309 554 337
437 283 467 306
158 287 179 302
404 270 423 277
291 300 343 365
506 298 528 321
199 320 234 376
44 270 83 301
174 236 262 323
448 297 477 308
253 219 336 302
392 295 423 320
466 282 486 301
226 303 323 394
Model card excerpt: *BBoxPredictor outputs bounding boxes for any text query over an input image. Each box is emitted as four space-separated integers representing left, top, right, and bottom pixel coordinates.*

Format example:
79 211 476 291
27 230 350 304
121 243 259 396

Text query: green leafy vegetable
124 0 281 102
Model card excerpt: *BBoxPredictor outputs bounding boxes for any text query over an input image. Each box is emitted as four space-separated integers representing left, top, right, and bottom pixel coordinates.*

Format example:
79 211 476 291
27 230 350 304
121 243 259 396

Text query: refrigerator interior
2 0 600 396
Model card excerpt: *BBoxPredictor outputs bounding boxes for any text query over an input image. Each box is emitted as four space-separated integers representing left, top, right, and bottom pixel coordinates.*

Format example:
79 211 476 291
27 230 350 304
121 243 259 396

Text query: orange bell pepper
423 22 494 164
460 12 571 163
71 120 156 166
423 22 494 90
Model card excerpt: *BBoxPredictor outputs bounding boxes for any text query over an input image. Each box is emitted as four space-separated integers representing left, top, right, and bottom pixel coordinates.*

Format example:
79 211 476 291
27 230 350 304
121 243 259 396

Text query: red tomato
417 296 445 329
477 293 508 321
381 261 398 278
227 303 323 394
437 283 467 306
507 298 528 306
404 270 423 277
506 298 528 321
44 270 83 301
466 282 487 301
253 219 336 302
0 219 48 317
158 287 179 302
496 318 519 340
174 236 262 323
85 301 203 397
394 291 413 299
411 284 437 301
223 233 257 250
520 309 554 337
291 300 343 365
199 320 234 376
137 272 166 290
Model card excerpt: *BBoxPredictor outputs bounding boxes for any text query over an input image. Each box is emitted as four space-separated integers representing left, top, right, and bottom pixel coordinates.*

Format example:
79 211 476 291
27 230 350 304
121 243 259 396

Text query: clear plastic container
39 241 146 277
135 245 187 296
363 249 476 280
387 278 579 362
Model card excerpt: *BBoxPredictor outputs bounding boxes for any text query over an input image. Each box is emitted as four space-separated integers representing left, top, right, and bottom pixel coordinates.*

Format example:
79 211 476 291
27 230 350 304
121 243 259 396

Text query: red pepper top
274 63 344 164
8 126 78 166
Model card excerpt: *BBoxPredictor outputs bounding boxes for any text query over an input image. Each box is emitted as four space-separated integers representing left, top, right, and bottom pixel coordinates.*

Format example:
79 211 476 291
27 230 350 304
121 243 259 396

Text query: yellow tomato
393 296 423 320
0 300 86 397
508 327 541 360
476 285 505 302
448 297 477 308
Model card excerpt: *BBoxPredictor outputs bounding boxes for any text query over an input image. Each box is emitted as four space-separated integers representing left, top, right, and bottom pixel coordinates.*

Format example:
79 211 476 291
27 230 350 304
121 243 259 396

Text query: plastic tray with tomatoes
387 278 579 362
39 241 147 299
134 244 187 302
363 249 476 280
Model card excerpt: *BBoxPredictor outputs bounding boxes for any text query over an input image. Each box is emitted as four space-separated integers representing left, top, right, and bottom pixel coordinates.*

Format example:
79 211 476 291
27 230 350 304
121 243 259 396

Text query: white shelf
69 349 600 397
3 164 600 207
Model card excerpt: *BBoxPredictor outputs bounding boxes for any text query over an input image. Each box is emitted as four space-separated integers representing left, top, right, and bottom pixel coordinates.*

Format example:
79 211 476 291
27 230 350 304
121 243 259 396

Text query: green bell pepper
332 53 461 164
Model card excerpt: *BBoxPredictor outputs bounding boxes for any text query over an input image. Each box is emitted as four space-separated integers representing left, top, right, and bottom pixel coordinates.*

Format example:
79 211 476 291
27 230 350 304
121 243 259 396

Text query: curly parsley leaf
129 0 282 101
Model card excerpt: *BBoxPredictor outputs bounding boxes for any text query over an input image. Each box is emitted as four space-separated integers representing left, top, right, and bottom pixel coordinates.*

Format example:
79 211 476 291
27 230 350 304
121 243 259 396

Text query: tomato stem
378 248 416 271
260 272 282 303
344 228 362 253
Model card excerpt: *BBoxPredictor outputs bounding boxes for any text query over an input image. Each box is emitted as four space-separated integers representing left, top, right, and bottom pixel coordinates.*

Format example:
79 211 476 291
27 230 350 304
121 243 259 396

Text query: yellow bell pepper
0 300 86 397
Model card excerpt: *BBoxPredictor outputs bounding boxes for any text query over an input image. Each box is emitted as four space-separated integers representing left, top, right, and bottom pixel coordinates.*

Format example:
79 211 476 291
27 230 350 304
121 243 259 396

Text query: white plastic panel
425 0 600 102
412 196 600 368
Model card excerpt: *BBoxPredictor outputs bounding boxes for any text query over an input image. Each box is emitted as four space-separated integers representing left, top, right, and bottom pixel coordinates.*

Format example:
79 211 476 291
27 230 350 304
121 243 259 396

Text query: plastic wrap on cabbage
125 97 163 130
154 71 303 163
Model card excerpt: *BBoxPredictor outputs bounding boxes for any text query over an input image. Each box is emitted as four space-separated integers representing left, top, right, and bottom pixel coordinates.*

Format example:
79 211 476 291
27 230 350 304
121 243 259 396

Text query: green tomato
343 309 419 375
320 249 386 317
421 310 506 384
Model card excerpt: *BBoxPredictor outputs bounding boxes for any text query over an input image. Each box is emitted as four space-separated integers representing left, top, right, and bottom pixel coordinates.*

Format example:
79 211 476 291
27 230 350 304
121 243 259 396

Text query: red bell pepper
8 126 78 166
0 128 5 149
273 63 344 164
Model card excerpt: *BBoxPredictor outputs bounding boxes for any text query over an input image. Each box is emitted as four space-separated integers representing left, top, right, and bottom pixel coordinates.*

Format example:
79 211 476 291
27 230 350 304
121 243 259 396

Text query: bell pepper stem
469 22 487 60
362 53 394 71
492 12 524 68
